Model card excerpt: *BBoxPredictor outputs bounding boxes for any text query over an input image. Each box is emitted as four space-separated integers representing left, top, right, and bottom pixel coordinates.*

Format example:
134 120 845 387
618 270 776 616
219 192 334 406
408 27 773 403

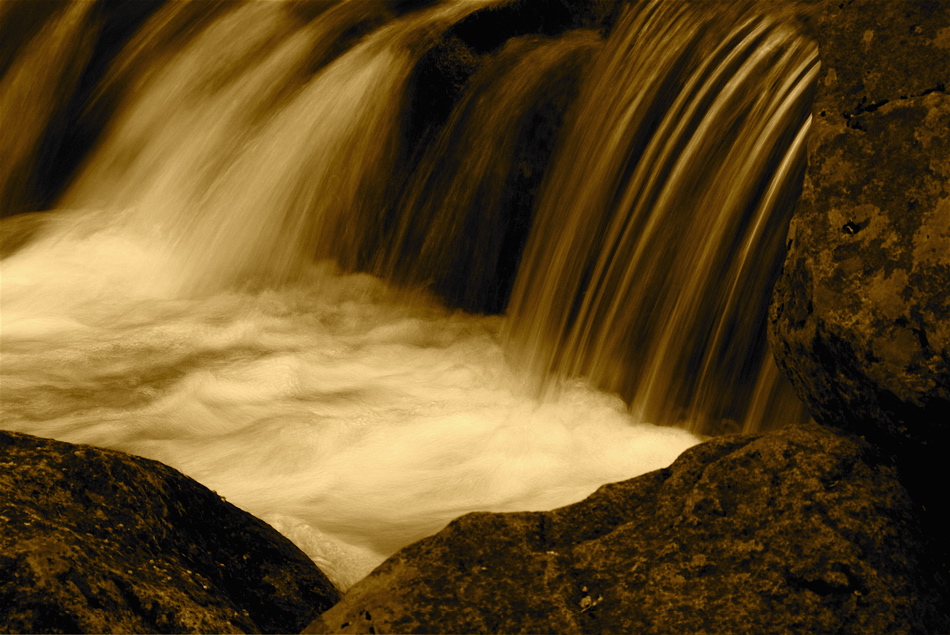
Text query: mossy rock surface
0 430 339 634
770 0 950 451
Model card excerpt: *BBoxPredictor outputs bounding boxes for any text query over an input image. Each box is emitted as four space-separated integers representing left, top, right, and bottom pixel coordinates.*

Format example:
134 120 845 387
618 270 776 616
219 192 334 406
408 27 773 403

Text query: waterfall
372 29 602 312
505 0 818 435
0 0 98 216
0 0 817 589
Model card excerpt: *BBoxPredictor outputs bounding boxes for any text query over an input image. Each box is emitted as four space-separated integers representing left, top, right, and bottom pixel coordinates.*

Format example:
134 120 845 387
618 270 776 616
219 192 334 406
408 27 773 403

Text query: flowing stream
1 0 817 588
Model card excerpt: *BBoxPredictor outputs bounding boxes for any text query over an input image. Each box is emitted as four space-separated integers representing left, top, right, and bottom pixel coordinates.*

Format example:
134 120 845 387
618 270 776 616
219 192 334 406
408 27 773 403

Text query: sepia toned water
1 0 816 588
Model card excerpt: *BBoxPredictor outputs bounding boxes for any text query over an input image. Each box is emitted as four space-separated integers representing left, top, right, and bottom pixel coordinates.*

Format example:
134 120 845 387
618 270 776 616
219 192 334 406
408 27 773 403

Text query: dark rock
770 0 950 451
399 0 621 177
406 0 618 133
449 0 616 55
0 430 339 634
768 0 950 573
306 423 948 634
376 0 621 311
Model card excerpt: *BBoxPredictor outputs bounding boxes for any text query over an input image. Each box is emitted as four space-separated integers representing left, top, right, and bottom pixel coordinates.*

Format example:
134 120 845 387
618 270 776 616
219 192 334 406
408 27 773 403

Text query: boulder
307 423 948 634
769 0 950 455
0 431 339 634
768 0 950 580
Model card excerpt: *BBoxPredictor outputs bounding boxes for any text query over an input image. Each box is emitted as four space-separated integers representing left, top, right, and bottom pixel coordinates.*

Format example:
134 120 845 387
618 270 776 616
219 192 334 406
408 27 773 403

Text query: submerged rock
307 423 948 634
0 430 339 634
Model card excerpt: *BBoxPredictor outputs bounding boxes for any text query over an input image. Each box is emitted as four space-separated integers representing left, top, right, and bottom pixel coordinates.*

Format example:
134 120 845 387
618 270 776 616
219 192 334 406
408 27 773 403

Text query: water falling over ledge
504 1 819 435
1 0 817 588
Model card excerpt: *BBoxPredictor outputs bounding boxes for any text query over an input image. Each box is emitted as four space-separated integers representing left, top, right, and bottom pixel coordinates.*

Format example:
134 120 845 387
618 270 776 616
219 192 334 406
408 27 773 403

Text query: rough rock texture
0 431 339 634
307 423 949 634
769 0 950 454
768 0 950 584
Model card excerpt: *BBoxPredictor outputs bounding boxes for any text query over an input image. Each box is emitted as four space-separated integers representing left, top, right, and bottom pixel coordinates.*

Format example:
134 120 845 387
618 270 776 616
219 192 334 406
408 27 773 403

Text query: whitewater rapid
0 219 699 588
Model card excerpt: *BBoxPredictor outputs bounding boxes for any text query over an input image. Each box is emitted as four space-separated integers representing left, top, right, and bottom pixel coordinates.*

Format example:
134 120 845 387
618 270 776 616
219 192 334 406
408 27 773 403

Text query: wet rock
306 423 948 634
0 430 339 634
386 31 598 313
448 0 617 55
769 0 950 451
382 0 618 312
768 2 950 575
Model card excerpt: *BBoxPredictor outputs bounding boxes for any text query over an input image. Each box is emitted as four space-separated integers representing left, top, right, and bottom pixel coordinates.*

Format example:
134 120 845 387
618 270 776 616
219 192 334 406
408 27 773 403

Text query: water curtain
0 0 818 588
505 0 818 434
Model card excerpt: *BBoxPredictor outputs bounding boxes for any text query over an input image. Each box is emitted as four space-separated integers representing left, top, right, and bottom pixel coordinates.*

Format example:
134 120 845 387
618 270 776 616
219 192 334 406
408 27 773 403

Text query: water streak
0 0 817 589
375 29 602 312
505 0 818 434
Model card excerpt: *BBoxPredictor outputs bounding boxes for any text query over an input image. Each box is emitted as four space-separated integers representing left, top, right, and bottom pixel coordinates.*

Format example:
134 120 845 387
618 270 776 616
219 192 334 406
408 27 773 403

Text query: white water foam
1 221 699 588
0 0 703 589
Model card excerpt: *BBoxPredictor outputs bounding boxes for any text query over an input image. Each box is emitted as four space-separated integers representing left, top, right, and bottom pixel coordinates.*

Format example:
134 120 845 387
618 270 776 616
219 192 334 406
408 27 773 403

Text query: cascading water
373 28 602 312
505 0 819 435
0 0 817 589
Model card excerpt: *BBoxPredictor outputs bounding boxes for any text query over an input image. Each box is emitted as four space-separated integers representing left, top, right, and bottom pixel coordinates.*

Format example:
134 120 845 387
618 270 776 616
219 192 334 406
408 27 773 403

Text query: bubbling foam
1 220 699 588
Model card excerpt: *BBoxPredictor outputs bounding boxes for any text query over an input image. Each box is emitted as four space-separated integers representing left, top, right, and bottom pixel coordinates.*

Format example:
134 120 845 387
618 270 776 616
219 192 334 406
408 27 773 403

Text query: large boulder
769 0 950 454
768 0 950 582
307 423 949 634
0 431 339 633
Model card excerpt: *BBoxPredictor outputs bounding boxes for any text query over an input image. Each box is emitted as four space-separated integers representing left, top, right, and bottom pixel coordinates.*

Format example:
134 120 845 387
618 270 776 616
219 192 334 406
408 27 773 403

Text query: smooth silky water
0 0 817 589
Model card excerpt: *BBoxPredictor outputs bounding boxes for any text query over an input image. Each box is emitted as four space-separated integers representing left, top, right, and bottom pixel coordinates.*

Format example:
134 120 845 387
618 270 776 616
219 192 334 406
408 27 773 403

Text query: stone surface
0 431 339 634
307 423 949 634
769 0 950 452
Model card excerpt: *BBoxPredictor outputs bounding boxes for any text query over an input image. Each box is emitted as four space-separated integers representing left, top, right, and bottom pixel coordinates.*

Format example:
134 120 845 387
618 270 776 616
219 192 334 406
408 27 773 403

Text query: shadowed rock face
307 423 949 635
768 2 950 584
0 431 339 634
769 0 950 453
